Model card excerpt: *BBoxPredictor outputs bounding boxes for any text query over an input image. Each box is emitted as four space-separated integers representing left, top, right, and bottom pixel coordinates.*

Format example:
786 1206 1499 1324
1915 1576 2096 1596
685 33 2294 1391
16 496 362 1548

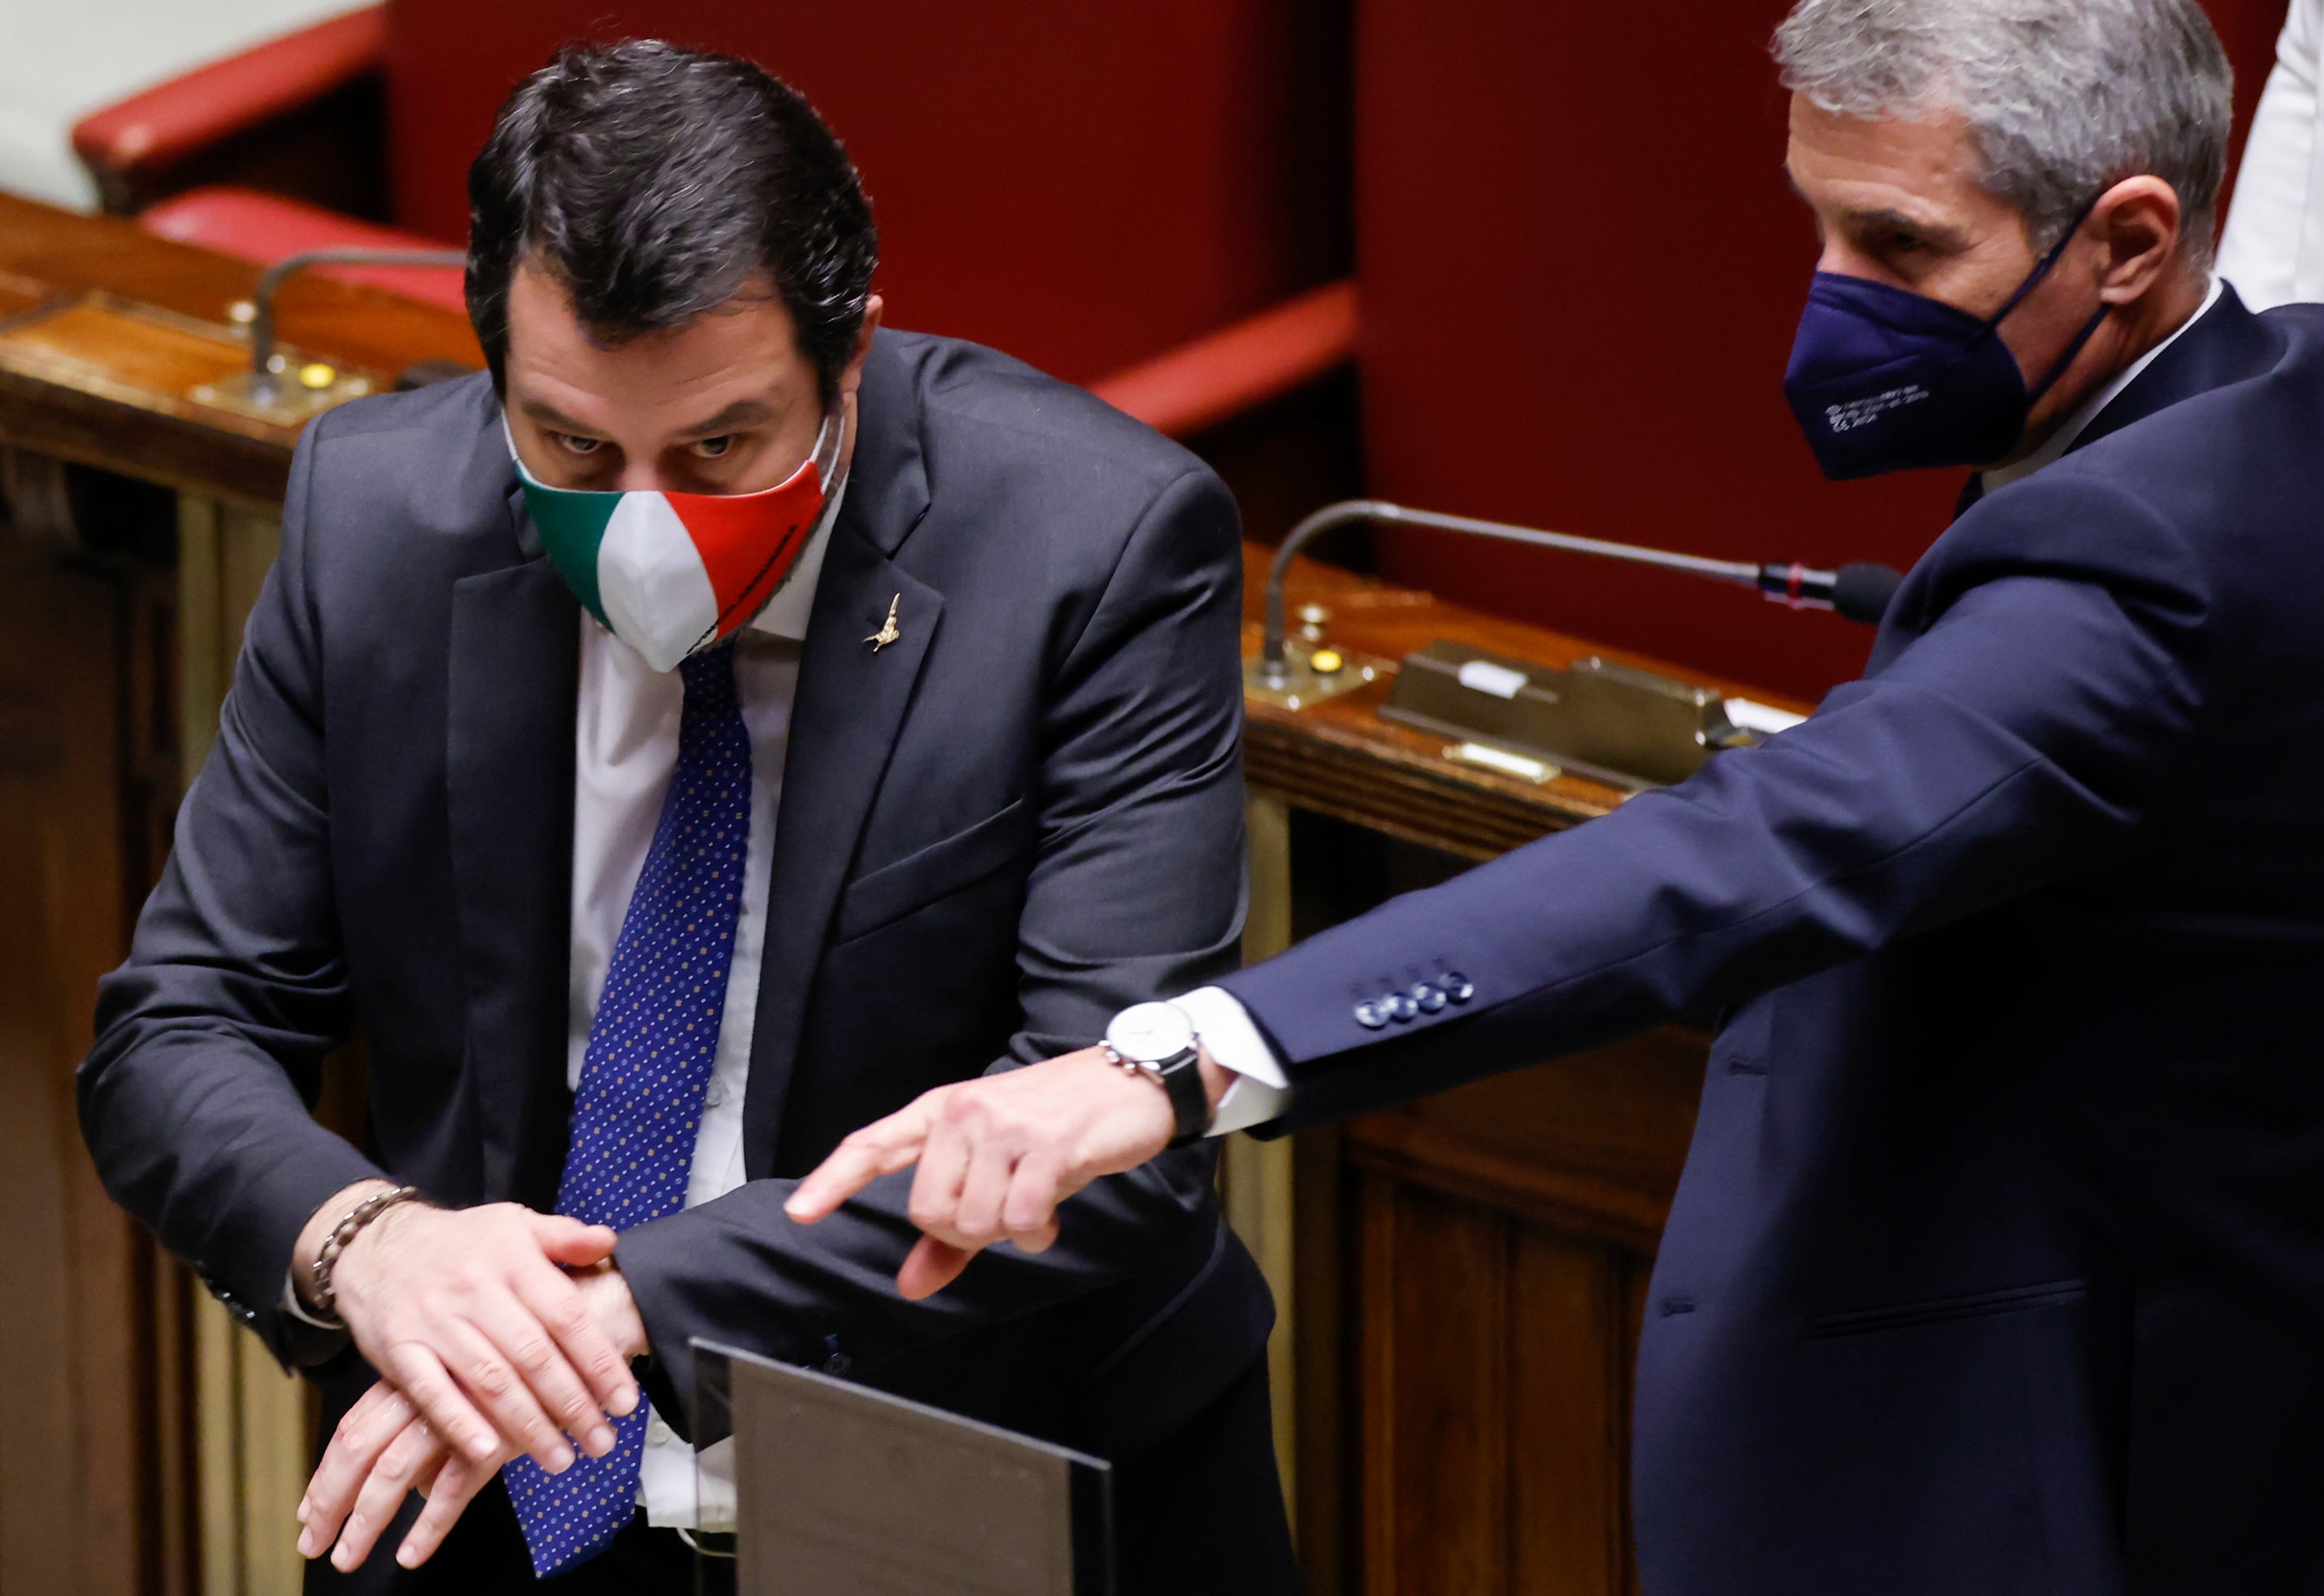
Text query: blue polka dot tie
504 646 752 1576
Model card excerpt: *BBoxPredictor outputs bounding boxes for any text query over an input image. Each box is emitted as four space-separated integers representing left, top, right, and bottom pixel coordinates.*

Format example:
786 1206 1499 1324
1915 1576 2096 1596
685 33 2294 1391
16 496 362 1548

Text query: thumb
896 1235 979 1301
527 1213 619 1268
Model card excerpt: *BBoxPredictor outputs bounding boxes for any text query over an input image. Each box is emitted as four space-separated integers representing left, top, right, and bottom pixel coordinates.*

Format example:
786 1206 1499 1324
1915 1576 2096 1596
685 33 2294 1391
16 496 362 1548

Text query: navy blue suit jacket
1223 286 2324 1593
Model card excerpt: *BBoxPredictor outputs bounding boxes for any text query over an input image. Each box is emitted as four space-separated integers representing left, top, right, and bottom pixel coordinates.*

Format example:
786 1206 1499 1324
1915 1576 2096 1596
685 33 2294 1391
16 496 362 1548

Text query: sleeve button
1353 1001 1388 1029
1384 991 1418 1022
1411 982 1446 1013
1443 973 1475 1004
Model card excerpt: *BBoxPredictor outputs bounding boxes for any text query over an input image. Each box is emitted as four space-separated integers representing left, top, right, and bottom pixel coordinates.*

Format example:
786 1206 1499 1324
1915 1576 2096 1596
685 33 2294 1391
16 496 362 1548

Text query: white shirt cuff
280 1272 345 1330
1171 986 1289 1136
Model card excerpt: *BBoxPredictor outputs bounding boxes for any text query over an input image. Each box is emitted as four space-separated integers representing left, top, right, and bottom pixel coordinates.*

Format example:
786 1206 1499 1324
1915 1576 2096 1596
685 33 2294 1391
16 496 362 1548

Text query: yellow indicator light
1310 648 1344 675
298 362 338 390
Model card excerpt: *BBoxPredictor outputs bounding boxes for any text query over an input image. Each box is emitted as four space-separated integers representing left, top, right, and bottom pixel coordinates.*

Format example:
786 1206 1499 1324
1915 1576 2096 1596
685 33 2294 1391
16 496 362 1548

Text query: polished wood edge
1243 708 1608 859
1342 1115 1674 1254
0 367 289 505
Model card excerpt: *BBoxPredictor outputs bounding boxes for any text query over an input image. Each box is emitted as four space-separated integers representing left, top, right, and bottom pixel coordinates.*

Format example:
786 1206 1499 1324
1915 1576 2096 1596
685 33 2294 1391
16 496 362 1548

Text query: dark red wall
380 0 1350 384
1357 0 2287 702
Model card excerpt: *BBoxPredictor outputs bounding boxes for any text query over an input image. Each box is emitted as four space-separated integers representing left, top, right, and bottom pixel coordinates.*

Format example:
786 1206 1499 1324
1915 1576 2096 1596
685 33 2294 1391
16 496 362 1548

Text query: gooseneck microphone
1258 499 1902 687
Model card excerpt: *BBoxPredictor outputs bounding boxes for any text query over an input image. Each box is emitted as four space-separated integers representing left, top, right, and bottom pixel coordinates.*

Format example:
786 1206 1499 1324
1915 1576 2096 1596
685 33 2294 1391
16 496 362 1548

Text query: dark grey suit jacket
80 328 1273 1467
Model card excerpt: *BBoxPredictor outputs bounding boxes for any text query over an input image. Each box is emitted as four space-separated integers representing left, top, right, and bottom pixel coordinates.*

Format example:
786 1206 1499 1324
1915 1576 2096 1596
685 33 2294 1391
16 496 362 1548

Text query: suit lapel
448 506 580 1209
742 334 941 1171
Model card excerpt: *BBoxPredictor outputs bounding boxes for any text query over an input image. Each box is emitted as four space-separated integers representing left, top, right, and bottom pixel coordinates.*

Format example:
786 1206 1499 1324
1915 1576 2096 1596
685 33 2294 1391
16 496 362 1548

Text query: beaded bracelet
307 1185 425 1324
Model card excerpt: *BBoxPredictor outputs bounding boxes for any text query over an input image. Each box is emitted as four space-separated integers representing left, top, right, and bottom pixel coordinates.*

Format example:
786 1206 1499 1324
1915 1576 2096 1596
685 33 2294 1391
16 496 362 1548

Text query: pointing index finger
787 1101 936 1222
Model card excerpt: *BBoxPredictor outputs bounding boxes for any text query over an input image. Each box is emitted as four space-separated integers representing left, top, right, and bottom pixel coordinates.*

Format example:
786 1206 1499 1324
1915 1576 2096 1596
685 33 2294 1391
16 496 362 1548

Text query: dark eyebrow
520 398 602 435
676 398 777 437
519 394 782 444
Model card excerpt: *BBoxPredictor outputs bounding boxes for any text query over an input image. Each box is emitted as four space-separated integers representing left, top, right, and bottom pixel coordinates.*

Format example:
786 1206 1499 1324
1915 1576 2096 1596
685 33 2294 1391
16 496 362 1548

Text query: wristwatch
1103 1001 1212 1148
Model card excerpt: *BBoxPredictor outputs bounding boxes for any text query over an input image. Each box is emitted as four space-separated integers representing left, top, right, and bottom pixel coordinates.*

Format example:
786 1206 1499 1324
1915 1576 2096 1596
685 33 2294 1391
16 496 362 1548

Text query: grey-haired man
799 2 2324 1589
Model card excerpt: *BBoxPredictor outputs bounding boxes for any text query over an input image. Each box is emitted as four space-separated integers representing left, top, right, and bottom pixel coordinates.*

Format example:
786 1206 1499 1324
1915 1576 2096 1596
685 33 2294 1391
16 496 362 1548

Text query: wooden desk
1239 548 1809 1595
0 191 1809 1596
0 190 478 505
0 193 479 1596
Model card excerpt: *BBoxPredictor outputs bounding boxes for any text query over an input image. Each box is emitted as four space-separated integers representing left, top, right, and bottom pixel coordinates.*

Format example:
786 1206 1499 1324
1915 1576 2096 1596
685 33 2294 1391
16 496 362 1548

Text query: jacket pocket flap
836 798 1032 942
1802 1278 2086 1339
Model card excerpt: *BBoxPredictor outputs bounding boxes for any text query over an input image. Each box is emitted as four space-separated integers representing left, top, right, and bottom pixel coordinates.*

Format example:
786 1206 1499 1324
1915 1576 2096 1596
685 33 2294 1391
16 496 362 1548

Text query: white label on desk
1457 659 1528 700
1723 696 1809 736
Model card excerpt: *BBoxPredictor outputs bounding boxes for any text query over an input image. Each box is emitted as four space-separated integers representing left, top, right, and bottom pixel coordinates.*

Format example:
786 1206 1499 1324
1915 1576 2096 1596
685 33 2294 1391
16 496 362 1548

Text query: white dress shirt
1187 276 2226 1139
279 491 841 1526
2219 0 2324 311
570 491 837 1527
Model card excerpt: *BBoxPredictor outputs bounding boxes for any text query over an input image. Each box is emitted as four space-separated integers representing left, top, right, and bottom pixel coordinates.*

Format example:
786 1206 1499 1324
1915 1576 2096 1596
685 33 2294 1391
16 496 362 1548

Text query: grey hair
1773 0 2233 267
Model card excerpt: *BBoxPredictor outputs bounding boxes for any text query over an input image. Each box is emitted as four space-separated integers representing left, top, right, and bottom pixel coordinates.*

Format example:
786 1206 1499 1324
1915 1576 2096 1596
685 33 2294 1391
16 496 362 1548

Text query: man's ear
2090 176 2186 306
840 294 885 406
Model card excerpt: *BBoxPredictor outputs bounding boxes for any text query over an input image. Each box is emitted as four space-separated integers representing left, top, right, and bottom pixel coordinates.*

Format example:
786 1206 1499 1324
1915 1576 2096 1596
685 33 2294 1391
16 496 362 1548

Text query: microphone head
1832 562 1903 625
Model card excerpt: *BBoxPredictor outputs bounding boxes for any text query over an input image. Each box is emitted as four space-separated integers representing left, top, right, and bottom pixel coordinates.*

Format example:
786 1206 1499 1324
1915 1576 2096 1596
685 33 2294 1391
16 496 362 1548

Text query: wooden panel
0 541 146 1594
1350 1180 1669 1595
1344 1028 1705 1251
1222 791 1299 1505
1342 1037 1702 1594
180 494 311 1596
1509 1228 1624 1593
1361 1178 1511 1593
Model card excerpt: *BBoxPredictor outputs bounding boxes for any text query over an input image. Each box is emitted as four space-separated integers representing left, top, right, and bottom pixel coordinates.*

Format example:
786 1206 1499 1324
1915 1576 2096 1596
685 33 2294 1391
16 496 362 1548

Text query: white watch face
1106 1001 1196 1065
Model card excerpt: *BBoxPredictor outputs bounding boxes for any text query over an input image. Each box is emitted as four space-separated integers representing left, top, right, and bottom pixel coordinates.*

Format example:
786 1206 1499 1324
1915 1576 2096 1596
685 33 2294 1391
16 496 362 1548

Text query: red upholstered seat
72 7 389 189
74 1 1354 428
139 186 467 311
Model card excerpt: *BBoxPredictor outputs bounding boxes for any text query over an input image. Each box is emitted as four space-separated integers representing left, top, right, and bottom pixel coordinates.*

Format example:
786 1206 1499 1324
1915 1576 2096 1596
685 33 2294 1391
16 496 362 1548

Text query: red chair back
381 0 1349 383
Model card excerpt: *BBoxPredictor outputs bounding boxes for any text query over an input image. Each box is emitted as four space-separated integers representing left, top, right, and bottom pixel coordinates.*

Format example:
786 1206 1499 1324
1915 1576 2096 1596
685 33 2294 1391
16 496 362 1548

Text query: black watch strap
1152 1051 1211 1149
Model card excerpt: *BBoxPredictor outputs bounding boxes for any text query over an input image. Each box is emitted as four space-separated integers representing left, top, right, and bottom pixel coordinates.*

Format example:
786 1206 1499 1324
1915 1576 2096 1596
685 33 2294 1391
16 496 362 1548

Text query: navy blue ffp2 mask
1783 215 2107 481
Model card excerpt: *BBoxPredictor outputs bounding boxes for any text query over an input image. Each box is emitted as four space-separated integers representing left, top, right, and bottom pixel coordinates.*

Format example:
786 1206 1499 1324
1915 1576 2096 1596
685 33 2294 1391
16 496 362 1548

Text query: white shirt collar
1980 275 2222 493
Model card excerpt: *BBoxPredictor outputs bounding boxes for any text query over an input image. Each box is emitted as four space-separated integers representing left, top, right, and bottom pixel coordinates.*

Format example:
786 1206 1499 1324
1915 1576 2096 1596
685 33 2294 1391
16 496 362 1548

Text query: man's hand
301 1185 641 1473
785 1045 1224 1298
297 1266 646 1572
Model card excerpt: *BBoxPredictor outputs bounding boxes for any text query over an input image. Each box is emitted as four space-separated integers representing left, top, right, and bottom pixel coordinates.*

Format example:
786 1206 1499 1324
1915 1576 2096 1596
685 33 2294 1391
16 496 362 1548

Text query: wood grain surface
0 193 477 503
1242 544 1812 860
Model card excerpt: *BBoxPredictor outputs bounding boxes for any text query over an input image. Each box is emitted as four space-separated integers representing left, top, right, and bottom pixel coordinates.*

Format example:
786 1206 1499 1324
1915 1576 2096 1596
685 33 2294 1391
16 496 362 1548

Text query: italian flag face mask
510 408 846 672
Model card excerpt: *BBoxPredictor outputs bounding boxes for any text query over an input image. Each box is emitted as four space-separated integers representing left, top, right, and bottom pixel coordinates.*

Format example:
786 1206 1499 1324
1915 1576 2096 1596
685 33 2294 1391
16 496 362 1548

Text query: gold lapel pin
866 594 902 651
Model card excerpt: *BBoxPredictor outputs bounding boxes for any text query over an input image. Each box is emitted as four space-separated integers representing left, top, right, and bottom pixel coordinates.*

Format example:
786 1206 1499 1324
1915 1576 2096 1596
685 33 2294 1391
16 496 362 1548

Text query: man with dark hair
79 40 1292 1594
